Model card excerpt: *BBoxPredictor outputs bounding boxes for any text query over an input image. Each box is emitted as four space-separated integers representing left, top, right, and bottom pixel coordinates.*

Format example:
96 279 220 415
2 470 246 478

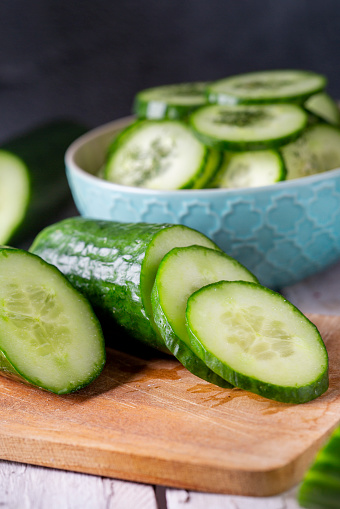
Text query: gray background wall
0 0 339 140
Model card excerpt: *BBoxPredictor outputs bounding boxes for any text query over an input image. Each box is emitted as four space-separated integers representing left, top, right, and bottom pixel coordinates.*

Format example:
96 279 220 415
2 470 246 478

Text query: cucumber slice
298 425 340 508
0 247 105 394
211 149 286 188
1 120 87 245
304 92 340 126
192 149 223 189
105 120 209 189
186 281 328 403
30 218 221 353
133 82 209 120
151 246 258 386
207 70 326 105
0 151 30 244
281 124 340 180
190 103 307 150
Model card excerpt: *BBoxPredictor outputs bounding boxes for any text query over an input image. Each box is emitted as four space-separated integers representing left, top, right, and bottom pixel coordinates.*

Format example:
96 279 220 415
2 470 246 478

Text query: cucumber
189 103 308 150
105 119 215 189
133 82 209 120
0 120 87 245
207 70 326 105
0 151 30 245
298 425 340 508
210 149 286 188
304 92 340 126
0 247 105 394
30 218 221 353
281 124 340 180
151 246 258 387
185 281 328 403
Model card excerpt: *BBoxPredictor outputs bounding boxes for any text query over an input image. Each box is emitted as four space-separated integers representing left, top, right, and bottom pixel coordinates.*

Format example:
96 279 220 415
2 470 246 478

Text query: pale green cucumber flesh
186 281 328 403
211 149 286 188
281 124 340 180
298 426 340 508
304 92 340 126
207 70 326 105
141 225 221 335
105 120 208 189
134 82 209 119
151 246 258 386
190 104 308 150
0 248 105 394
0 151 30 244
192 149 223 189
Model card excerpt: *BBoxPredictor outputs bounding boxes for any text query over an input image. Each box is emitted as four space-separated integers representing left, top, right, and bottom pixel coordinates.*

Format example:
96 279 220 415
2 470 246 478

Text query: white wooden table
2 253 339 508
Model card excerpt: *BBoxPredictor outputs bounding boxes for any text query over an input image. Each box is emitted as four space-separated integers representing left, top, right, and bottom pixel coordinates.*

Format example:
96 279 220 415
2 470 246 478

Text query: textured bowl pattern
66 118 340 289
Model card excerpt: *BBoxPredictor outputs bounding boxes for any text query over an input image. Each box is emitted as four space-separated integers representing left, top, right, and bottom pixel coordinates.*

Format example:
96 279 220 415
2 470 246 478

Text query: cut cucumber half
281 124 340 180
211 149 286 188
133 82 209 120
151 246 258 386
304 92 340 126
0 151 30 244
190 103 308 150
0 247 105 394
105 120 210 189
186 281 328 403
30 218 221 353
298 425 340 508
207 70 326 105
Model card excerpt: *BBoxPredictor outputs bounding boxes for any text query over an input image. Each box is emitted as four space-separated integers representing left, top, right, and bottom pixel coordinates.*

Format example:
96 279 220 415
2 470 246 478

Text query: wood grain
0 313 339 497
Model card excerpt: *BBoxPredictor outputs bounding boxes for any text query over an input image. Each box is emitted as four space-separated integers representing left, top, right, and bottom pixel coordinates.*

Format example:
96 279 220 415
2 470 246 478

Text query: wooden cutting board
0 313 340 497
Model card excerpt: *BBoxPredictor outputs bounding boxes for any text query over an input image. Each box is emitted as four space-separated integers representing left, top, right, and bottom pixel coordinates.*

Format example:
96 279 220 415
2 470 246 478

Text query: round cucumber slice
186 281 328 403
0 247 105 394
0 150 30 244
151 246 258 387
281 124 340 180
190 103 308 150
304 92 340 126
105 120 209 189
133 82 209 120
211 149 286 188
298 425 340 508
207 70 327 105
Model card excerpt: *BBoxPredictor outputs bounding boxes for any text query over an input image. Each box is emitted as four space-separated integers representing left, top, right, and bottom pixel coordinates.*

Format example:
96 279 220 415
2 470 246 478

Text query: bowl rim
65 116 340 196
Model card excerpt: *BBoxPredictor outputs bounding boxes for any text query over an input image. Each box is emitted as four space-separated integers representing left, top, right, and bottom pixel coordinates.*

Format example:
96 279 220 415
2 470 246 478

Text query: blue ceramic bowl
65 117 340 289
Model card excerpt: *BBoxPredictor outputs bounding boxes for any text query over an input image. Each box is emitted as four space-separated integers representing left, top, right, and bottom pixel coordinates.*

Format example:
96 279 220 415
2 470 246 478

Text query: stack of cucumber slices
30 218 329 403
103 70 340 189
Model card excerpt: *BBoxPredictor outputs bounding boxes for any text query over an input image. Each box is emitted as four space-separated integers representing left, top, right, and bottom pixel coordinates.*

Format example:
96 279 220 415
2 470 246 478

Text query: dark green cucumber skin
298 427 340 509
134 99 204 121
1 120 87 245
151 282 232 388
186 281 329 404
0 247 106 394
30 218 173 353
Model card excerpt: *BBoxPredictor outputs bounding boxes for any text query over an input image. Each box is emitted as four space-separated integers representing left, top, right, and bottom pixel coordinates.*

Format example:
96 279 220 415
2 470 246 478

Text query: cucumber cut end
0 248 105 394
0 151 30 244
186 281 328 403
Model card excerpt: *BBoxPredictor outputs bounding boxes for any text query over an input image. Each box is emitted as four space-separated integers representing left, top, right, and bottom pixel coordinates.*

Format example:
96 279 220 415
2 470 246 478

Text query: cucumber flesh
105 120 209 189
133 82 209 120
298 425 340 508
190 103 308 150
186 281 328 403
304 92 340 126
281 124 340 180
151 246 258 386
30 218 221 354
207 70 327 105
211 149 286 188
0 247 105 394
0 151 30 244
